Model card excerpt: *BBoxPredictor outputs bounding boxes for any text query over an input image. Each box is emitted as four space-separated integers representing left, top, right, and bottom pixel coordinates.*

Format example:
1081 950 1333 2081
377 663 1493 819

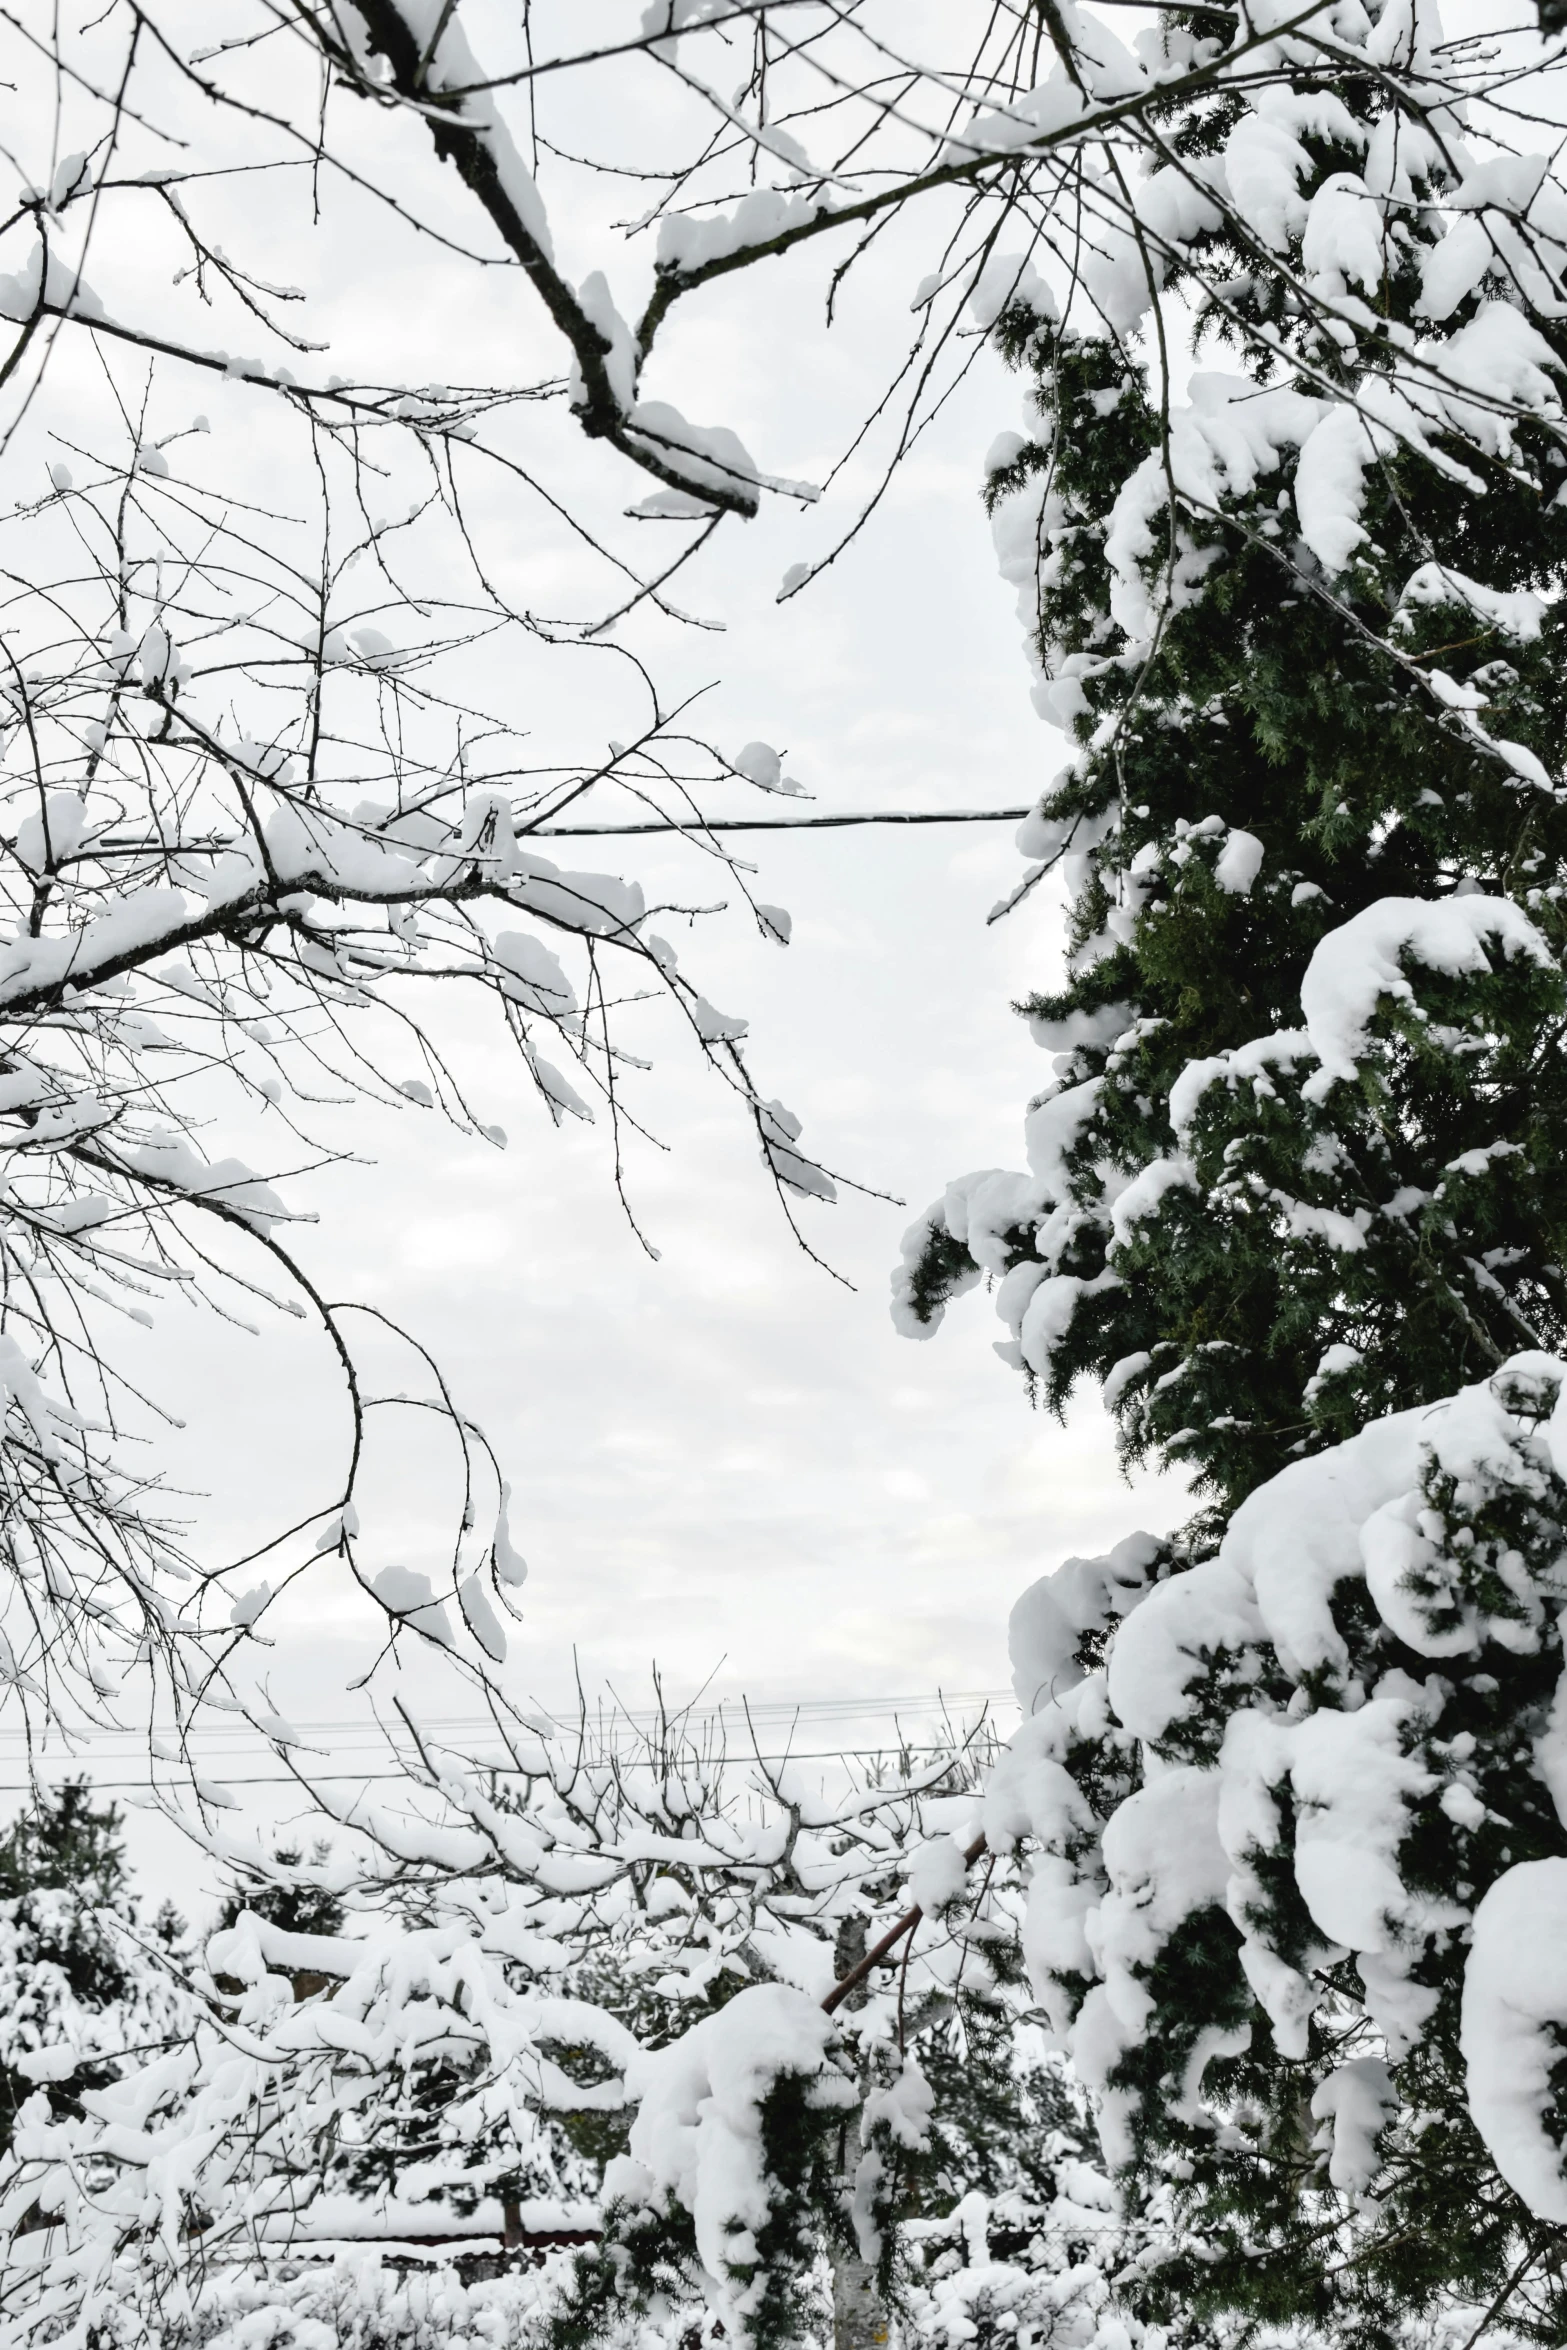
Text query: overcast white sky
115 403 1192 1736
1 12 1197 1885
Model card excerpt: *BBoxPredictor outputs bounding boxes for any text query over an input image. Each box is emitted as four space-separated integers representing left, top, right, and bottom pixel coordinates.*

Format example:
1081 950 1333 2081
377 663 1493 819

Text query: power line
0 1743 1002 1794
533 807 1031 837
0 1691 1014 1745
0 1692 1016 1795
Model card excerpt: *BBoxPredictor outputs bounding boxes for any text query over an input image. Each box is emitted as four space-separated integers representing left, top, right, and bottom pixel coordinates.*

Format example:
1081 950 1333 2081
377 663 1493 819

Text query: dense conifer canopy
894 5 1567 2341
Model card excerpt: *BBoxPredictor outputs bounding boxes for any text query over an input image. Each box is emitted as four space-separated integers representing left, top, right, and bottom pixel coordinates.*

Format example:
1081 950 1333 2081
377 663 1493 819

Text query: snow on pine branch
981 1354 1567 2322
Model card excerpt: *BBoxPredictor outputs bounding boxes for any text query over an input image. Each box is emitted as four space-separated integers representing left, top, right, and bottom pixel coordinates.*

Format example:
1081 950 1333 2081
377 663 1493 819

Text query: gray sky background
124 432 1193 1729
3 18 1197 1889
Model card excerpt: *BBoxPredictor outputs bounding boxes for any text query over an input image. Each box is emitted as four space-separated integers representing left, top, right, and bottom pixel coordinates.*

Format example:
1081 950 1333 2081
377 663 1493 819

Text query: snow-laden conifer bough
885 0 1567 2337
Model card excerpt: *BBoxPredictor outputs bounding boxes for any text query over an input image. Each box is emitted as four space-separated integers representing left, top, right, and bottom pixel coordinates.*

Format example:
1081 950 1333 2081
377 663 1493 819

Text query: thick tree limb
821 1831 987 2015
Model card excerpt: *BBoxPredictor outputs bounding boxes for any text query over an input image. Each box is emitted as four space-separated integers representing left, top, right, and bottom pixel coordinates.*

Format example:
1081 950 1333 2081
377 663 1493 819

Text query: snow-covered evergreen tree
896 2 1567 2341
898 54 1567 1525
0 1780 189 2158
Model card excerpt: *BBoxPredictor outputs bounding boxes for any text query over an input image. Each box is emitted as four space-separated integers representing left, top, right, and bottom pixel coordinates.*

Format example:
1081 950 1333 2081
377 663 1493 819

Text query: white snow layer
1463 1862 1567 2221
608 1983 852 2337
1299 894 1552 1086
1086 301 1561 643
988 1354 1567 2196
1009 1533 1163 1712
1311 2056 1396 2195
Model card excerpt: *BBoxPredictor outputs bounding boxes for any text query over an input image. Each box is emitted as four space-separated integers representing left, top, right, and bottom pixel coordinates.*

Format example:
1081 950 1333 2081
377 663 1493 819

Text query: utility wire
9 1693 1011 1721
535 807 1031 836
0 1743 1001 1793
0 1693 1016 1792
0 1692 1013 1745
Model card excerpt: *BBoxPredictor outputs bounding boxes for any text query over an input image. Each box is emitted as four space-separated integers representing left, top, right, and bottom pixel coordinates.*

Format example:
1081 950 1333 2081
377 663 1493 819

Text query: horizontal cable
0 1692 1013 1744
533 806 1031 836
0 1741 1004 1793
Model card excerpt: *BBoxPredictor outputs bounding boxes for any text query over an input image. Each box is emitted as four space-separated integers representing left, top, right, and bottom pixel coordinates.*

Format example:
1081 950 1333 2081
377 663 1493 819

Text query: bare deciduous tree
1 0 1562 1719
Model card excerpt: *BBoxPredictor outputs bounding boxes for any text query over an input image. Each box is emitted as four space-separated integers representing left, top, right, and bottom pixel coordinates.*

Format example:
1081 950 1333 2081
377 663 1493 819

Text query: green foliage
0 1780 180 2154
898 16 1567 2350
911 301 1567 1522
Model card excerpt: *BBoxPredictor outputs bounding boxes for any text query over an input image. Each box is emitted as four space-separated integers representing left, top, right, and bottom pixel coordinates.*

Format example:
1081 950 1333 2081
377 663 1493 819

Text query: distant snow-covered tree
4 0 1566 1735
0 1711 1181 2350
0 1779 189 2166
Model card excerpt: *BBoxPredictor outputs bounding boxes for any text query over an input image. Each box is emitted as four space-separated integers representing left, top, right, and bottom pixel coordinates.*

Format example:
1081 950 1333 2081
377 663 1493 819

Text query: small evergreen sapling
0 1780 186 2154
